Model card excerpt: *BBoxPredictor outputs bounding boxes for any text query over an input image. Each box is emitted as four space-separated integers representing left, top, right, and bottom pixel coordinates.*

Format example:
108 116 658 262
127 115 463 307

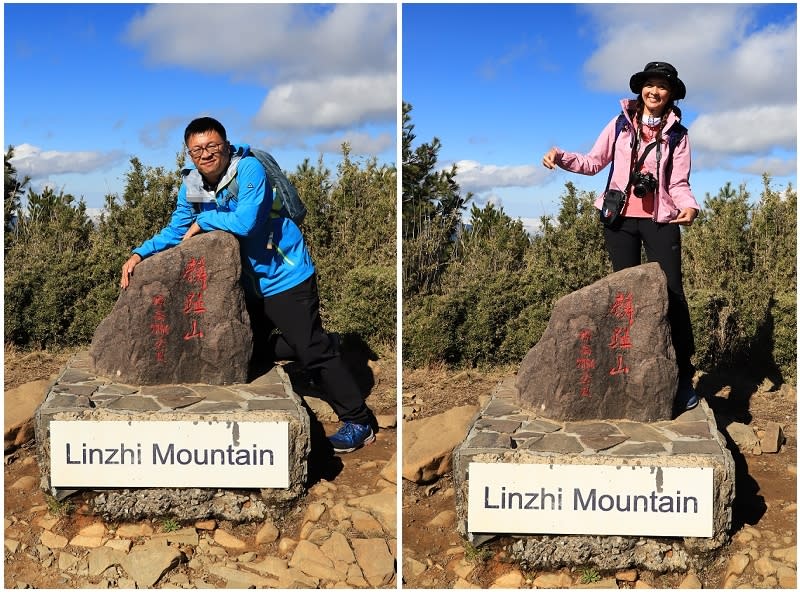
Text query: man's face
186 130 230 182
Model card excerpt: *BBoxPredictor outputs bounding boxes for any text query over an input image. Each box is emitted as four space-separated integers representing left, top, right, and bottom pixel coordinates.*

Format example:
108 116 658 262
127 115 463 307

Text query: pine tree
4 146 30 252
402 102 471 297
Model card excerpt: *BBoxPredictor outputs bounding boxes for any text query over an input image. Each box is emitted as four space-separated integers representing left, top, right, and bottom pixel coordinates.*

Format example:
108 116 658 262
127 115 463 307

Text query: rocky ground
4 346 398 589
401 366 797 589
4 348 797 589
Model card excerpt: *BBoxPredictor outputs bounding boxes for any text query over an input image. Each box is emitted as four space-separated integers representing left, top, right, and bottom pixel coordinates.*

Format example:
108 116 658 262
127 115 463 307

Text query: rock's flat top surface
466 376 723 457
40 351 288 415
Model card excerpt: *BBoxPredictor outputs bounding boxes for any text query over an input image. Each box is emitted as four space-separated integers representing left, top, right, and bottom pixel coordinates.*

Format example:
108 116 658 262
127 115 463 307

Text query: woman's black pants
603 217 695 381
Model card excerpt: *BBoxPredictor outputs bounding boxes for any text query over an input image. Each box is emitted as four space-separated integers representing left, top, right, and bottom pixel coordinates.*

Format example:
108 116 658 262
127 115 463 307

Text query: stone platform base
453 377 736 572
34 352 309 522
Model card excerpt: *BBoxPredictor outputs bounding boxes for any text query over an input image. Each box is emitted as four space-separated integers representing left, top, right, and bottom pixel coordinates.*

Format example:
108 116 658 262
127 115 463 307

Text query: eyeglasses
187 142 225 158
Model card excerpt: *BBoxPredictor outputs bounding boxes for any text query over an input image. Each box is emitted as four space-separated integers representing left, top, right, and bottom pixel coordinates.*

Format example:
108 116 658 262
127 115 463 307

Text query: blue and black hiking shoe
328 422 375 453
676 379 699 411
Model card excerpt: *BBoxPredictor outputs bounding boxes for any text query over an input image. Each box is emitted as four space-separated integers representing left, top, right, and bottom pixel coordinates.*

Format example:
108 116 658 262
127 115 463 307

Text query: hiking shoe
328 422 375 453
676 382 699 411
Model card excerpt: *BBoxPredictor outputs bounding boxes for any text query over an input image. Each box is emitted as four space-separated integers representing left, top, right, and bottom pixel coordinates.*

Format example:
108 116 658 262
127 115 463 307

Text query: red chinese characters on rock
575 328 596 397
608 292 635 376
610 292 635 327
182 257 207 341
150 294 169 363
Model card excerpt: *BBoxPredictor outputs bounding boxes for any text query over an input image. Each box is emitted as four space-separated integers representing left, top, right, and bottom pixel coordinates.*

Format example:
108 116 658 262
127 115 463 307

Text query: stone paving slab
34 351 310 522
453 376 736 572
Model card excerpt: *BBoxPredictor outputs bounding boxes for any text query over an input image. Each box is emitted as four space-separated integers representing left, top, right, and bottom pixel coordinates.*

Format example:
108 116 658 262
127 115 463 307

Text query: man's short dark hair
184 117 227 144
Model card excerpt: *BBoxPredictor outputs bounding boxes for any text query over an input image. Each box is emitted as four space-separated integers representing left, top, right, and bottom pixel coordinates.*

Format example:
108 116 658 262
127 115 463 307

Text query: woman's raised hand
542 147 559 169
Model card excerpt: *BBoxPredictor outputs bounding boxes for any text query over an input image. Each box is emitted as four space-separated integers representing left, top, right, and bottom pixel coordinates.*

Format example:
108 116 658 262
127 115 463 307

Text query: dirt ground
402 365 797 589
4 347 797 588
3 345 398 589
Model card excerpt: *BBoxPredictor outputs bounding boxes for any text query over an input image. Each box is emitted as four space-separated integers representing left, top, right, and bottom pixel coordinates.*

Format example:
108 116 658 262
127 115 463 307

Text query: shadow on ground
697 368 767 531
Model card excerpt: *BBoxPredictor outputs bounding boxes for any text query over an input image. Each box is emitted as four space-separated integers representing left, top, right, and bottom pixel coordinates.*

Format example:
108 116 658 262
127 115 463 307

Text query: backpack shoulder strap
248 149 307 224
227 176 240 202
604 112 628 194
668 122 688 145
225 151 307 224
663 122 689 187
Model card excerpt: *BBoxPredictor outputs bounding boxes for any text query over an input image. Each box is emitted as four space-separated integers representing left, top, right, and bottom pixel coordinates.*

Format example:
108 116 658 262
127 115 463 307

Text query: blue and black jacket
132 144 315 297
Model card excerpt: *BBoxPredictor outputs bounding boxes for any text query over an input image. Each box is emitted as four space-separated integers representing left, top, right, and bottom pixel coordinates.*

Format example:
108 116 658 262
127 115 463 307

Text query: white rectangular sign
50 420 289 488
468 462 714 537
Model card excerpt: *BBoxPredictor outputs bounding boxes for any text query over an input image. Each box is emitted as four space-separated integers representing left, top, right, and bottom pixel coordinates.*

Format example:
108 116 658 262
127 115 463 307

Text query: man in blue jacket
120 117 375 453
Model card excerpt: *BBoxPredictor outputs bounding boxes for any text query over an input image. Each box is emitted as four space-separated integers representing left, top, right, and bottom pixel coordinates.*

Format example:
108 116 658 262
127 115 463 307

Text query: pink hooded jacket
554 99 700 223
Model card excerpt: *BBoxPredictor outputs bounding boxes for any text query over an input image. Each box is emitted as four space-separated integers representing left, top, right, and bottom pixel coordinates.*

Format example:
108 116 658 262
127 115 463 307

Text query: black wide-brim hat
630 61 686 100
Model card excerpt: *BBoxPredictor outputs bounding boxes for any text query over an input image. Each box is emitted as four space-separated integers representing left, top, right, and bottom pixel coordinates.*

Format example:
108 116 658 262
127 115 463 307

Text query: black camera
630 171 657 198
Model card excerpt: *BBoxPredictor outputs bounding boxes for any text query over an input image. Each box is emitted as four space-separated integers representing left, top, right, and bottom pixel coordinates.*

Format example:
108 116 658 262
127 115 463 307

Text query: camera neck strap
606 115 664 197
624 135 659 195
631 138 659 174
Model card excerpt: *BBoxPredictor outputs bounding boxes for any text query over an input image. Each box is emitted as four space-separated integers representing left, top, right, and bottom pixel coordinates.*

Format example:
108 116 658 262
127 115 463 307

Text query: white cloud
124 4 394 82
9 144 127 179
257 132 309 153
581 4 796 169
690 105 796 154
486 193 503 208
315 131 395 157
124 4 396 137
519 216 545 236
139 116 187 149
739 155 797 178
254 73 396 133
468 191 502 210
478 42 532 80
450 160 551 193
582 4 796 110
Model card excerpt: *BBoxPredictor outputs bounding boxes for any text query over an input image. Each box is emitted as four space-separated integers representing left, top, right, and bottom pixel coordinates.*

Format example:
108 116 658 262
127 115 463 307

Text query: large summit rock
90 231 253 385
516 263 677 422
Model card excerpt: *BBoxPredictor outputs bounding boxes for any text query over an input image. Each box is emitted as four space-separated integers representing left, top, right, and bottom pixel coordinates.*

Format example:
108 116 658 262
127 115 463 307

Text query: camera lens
633 184 646 198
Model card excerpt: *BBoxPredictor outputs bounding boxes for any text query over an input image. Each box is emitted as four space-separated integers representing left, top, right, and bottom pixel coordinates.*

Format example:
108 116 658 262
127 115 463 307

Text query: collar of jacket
182 144 249 203
619 98 681 135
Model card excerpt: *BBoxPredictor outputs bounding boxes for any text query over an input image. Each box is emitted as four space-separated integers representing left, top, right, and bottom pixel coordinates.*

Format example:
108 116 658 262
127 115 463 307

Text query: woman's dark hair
184 117 227 144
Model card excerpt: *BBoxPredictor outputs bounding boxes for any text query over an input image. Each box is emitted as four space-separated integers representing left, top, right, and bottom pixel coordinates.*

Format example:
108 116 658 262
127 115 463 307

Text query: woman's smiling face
641 77 672 116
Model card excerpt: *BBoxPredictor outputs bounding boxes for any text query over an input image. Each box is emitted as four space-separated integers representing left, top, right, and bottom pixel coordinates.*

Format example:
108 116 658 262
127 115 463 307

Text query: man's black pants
603 217 695 380
249 274 371 425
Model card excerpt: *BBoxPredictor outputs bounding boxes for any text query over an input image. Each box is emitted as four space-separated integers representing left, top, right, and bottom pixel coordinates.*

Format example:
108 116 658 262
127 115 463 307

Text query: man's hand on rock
182 222 203 241
120 254 142 290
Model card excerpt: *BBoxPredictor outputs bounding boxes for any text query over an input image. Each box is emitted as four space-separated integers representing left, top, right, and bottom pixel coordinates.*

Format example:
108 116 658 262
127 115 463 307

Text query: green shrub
770 292 796 383
331 265 396 346
295 149 397 352
498 301 553 362
456 271 530 367
403 293 466 367
402 171 794 382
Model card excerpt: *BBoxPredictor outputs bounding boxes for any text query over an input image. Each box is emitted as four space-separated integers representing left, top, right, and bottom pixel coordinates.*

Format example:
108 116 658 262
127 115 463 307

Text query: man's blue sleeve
195 158 271 236
132 185 195 258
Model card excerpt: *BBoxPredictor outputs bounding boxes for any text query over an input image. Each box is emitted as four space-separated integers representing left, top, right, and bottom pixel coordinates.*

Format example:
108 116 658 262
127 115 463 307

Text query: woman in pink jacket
542 61 701 412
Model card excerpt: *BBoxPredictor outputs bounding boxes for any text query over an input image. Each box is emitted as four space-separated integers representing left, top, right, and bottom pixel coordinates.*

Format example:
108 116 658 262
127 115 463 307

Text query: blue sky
403 3 797 232
4 3 397 211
